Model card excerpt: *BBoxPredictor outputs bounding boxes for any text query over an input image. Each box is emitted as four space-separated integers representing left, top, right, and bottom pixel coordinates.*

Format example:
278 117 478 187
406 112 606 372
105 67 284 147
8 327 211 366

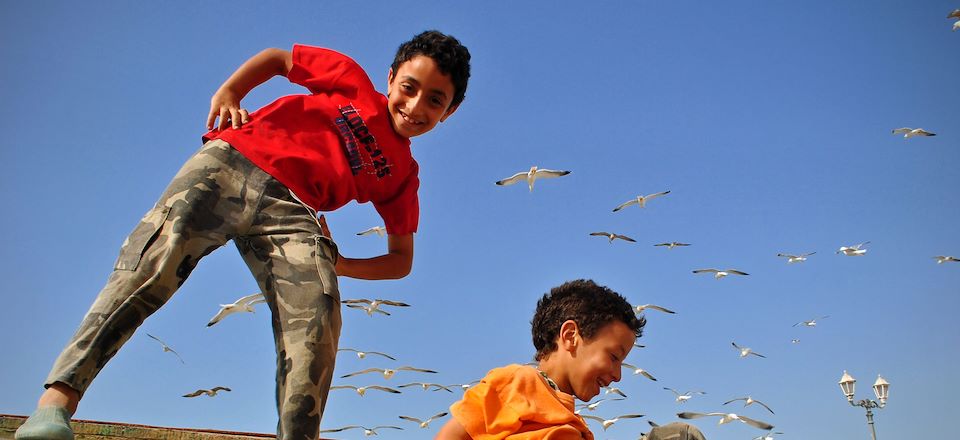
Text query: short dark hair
391 30 471 108
531 279 646 361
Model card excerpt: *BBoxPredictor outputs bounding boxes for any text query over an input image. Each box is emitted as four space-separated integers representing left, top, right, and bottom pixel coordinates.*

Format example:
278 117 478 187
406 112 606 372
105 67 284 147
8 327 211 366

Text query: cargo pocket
114 205 172 271
314 235 340 302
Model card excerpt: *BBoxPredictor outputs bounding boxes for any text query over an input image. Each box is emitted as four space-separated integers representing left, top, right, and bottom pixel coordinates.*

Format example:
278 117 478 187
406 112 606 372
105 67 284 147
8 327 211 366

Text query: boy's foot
14 406 74 440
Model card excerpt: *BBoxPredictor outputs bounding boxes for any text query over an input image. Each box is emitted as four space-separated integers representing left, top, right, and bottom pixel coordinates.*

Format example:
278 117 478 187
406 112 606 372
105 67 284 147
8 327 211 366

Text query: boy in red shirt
16 30 470 440
436 279 646 439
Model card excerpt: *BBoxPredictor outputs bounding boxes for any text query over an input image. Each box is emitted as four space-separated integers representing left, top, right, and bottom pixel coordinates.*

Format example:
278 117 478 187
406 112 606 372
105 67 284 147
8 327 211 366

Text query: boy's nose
612 368 622 382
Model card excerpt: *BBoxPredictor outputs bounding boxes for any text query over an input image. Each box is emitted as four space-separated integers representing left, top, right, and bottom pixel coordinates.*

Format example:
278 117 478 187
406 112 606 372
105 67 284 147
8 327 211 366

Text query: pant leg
235 177 341 440
45 140 268 396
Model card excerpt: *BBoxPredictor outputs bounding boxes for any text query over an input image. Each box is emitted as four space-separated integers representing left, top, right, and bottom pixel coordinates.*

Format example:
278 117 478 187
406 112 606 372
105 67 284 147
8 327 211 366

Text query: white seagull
678 412 774 431
399 412 449 429
753 432 785 440
934 255 960 264
575 397 626 413
692 268 749 279
954 20 960 31
604 386 628 398
663 387 706 403
342 298 410 316
612 191 671 212
329 384 401 396
337 347 397 361
146 333 185 364
776 252 816 264
634 304 676 315
341 366 438 380
495 166 571 192
892 127 936 138
399 382 453 392
654 242 691 249
723 396 775 414
441 380 480 392
182 386 231 398
837 242 870 256
732 342 766 358
581 414 645 431
793 316 829 327
206 292 266 327
320 425 403 436
621 363 657 381
590 231 637 243
357 226 387 237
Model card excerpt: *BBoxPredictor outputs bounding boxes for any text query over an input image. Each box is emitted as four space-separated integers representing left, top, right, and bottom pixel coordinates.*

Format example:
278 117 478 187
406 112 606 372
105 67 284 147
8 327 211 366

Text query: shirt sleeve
450 368 523 440
286 44 373 96
373 161 420 235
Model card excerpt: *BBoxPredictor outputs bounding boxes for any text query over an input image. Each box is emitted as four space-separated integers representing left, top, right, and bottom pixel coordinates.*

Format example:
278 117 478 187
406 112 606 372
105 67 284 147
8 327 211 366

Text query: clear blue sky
2 1 958 439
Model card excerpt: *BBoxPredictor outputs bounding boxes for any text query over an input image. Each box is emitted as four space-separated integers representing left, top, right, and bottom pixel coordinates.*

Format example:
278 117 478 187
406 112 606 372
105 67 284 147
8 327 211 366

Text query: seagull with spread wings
342 298 410 316
603 386 628 398
146 333 185 364
692 268 749 279
621 363 657 381
837 241 870 256
776 252 816 264
320 425 403 435
182 386 231 398
206 292 266 327
329 384 401 396
678 412 774 431
399 382 453 392
723 396 775 414
356 226 386 237
495 166 571 192
613 191 670 211
654 241 691 249
580 414 645 431
793 316 829 327
341 366 438 380
732 342 766 358
337 347 397 361
664 387 706 403
634 304 675 315
398 412 449 428
590 232 637 243
934 255 960 264
892 127 936 138
575 397 626 413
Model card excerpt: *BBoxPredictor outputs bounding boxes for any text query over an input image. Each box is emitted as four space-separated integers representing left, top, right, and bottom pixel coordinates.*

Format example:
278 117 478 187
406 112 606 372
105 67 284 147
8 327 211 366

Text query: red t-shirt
204 45 419 235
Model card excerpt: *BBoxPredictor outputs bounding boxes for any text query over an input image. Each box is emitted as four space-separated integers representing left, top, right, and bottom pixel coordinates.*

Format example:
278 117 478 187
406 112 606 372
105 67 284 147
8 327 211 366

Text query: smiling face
386 55 459 138
559 319 637 401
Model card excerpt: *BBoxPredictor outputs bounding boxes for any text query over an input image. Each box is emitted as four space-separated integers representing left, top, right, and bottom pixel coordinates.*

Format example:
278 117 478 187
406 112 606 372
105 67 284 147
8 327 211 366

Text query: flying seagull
440 380 480 392
892 127 936 138
576 397 626 413
357 226 387 237
581 414 645 431
753 432 786 440
496 166 571 192
341 366 438 380
634 304 676 315
146 333 185 364
678 412 774 431
342 298 410 316
723 396 775 415
954 21 960 31
933 255 960 264
949 8 960 19
732 342 766 358
613 191 671 212
776 252 816 264
399 382 454 392
337 347 397 361
654 242 691 249
793 316 829 327
837 242 870 256
398 412 449 428
604 386 628 398
182 386 231 398
206 292 266 327
329 385 401 396
663 387 706 403
692 268 749 279
320 425 403 436
590 232 637 243
621 363 657 381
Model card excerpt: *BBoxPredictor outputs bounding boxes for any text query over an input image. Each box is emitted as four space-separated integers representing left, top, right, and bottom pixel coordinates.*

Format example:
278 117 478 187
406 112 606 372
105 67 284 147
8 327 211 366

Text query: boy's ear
559 320 580 351
439 102 460 123
386 68 396 95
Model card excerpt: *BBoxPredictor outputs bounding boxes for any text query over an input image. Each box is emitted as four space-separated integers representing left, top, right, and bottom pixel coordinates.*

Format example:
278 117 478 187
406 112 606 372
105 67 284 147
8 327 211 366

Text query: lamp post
838 370 890 440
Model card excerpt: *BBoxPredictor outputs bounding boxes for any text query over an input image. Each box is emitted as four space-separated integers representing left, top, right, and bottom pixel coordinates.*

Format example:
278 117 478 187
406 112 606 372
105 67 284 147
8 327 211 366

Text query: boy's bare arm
318 215 414 280
207 48 294 130
434 418 471 439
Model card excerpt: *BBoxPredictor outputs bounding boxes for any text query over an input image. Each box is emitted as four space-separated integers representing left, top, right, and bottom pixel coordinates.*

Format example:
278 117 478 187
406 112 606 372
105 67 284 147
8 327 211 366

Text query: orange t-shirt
450 364 594 439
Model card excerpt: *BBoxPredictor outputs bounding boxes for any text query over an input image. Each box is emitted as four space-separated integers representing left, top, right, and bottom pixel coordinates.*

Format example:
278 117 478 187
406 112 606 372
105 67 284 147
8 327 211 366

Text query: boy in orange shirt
436 279 646 439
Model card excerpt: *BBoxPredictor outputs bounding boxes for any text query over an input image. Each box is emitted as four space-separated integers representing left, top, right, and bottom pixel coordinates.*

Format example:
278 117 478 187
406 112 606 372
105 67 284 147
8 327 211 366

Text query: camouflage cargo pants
45 139 341 440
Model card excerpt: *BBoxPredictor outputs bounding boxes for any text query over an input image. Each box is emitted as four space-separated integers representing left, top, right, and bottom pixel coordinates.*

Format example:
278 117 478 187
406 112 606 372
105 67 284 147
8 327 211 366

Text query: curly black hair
531 279 646 361
391 30 471 108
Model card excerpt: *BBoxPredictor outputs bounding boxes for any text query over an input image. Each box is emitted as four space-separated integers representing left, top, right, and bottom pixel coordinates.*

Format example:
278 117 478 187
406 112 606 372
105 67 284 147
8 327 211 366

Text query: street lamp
838 370 890 440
